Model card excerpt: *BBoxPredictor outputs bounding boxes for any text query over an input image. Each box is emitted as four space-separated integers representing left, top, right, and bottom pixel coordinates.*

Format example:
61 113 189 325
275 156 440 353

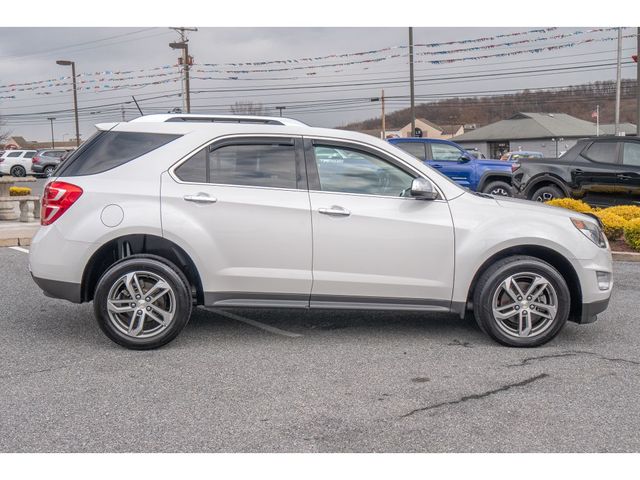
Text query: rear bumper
30 164 44 173
31 273 82 303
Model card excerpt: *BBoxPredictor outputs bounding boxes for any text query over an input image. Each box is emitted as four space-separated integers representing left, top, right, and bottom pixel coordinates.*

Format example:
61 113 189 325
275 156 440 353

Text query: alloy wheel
491 272 558 338
106 270 176 338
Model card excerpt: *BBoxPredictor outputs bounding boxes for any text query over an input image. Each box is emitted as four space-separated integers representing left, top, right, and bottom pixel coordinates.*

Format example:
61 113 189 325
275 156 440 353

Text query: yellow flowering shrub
544 198 593 214
600 205 640 222
624 218 640 251
9 186 32 196
594 211 628 241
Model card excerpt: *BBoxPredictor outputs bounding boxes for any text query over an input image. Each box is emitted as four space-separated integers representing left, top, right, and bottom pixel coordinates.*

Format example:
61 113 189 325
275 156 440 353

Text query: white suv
0 149 38 176
28 114 613 349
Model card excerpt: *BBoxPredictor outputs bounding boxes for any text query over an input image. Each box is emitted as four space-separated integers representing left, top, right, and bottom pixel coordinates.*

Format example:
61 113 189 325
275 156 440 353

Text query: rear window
56 131 180 176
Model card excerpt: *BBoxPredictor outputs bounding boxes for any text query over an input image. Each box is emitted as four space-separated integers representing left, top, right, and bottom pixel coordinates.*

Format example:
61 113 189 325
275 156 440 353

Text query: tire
93 254 193 350
473 255 570 347
482 180 513 197
530 184 564 202
10 165 26 177
43 165 55 177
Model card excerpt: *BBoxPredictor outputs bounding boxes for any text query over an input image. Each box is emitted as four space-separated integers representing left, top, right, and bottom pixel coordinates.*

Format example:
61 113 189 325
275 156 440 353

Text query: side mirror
458 155 471 163
410 178 438 200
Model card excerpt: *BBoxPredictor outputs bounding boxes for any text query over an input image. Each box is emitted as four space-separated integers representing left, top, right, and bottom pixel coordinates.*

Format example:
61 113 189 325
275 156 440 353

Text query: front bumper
578 297 610 324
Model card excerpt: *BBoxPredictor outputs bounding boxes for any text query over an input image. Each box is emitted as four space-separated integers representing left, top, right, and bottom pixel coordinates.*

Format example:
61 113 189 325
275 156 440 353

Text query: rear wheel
93 255 192 350
43 165 55 177
531 184 564 202
473 256 570 347
482 180 513 197
10 165 26 177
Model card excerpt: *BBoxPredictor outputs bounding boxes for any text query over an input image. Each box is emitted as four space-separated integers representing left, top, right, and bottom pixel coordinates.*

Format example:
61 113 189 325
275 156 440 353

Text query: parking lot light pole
409 27 416 137
56 60 80 147
275 106 286 117
47 117 56 148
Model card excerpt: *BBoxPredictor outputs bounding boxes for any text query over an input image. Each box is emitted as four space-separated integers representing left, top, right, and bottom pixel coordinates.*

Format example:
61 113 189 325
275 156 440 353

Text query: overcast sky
0 27 637 141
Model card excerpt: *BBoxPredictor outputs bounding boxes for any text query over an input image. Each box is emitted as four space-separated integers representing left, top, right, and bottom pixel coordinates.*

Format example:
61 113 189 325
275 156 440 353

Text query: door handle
432 164 443 169
574 168 584 174
617 174 632 180
183 193 217 204
318 206 351 217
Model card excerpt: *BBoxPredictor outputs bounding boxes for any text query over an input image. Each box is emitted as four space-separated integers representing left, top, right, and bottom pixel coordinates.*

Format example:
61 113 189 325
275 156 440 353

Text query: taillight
32 156 40 164
511 162 521 173
41 181 83 226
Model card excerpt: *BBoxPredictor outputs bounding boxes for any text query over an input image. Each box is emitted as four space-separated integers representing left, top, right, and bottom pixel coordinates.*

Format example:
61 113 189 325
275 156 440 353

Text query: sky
0 26 637 142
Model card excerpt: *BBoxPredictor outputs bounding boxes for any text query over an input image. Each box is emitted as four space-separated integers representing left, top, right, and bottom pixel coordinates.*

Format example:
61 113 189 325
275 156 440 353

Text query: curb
0 237 32 248
612 251 640 262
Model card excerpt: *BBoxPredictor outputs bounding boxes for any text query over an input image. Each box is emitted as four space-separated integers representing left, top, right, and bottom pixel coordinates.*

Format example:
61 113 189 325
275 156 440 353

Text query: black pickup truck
512 136 640 207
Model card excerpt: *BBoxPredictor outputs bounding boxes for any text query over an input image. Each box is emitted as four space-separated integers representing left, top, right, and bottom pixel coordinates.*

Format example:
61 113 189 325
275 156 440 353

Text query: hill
342 79 638 131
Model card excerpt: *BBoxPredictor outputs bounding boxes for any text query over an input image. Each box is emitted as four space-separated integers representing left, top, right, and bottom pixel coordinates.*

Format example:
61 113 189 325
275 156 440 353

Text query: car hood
474 159 512 169
495 196 594 221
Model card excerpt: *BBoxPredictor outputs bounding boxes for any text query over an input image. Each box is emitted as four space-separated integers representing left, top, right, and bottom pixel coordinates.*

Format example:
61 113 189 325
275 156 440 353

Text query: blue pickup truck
388 137 513 196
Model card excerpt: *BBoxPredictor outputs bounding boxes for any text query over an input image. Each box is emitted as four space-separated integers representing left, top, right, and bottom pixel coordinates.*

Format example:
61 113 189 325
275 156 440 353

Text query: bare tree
0 114 9 145
230 101 266 116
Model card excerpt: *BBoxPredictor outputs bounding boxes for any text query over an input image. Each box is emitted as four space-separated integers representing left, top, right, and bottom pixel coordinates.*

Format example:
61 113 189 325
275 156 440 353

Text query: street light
46 117 56 148
56 60 80 147
169 41 191 113
275 106 286 117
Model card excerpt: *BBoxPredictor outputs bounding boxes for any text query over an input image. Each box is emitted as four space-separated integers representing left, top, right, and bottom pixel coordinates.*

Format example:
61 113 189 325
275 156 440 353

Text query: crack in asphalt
508 351 640 368
0 365 69 381
400 373 549 418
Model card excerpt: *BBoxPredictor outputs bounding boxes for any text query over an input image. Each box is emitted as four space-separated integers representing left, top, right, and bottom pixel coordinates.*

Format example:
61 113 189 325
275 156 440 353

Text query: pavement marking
8 246 29 254
206 308 303 338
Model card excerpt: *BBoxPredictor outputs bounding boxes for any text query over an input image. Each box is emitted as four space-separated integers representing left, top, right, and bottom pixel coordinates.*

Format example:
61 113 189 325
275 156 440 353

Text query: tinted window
57 131 180 176
583 142 618 164
622 142 640 167
313 145 413 197
431 143 464 161
24 151 36 158
175 148 206 182
7 151 22 157
209 143 296 189
175 141 298 189
393 142 426 161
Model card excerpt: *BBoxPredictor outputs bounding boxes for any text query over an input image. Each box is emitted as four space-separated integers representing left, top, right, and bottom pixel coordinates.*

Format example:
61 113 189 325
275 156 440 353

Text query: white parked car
0 149 38 177
28 114 613 349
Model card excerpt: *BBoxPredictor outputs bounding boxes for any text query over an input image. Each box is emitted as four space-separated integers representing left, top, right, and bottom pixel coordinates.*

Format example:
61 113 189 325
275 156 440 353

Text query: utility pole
615 27 622 136
47 117 56 148
596 104 600 136
637 27 640 136
381 89 386 139
170 27 197 114
121 104 125 122
409 27 416 137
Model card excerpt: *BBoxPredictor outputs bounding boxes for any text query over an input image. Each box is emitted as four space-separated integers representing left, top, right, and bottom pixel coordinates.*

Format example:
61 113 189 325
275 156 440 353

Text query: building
397 118 463 139
452 112 605 159
599 123 638 136
1 136 79 150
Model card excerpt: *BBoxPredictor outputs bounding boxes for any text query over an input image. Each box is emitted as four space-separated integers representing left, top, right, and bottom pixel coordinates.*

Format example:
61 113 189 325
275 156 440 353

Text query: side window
431 143 464 161
175 140 298 189
393 142 426 161
24 152 36 158
313 145 414 197
8 151 22 157
622 142 640 167
583 142 618 164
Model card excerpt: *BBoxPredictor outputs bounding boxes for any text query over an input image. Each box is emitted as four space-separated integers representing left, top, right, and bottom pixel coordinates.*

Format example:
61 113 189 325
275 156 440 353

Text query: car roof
128 114 307 127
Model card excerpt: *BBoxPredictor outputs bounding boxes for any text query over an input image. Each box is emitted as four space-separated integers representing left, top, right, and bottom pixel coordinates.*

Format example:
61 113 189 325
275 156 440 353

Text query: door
428 142 474 189
306 139 455 310
620 141 640 205
161 136 313 307
576 140 628 206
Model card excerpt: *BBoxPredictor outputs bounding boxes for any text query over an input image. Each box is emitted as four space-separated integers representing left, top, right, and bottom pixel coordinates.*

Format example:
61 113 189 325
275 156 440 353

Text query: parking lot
1 246 639 452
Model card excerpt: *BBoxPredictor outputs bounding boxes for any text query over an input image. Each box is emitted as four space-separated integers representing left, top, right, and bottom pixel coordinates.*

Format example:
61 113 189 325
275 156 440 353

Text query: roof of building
440 124 464 135
452 112 600 142
599 123 638 135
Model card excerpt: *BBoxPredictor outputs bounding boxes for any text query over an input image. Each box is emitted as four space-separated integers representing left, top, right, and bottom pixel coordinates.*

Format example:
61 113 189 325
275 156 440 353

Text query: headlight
571 217 607 248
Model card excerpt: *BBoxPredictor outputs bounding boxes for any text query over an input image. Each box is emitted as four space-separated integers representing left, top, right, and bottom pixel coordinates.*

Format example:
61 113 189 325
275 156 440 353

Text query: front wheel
482 180 513 197
473 256 570 347
43 165 56 177
93 255 193 350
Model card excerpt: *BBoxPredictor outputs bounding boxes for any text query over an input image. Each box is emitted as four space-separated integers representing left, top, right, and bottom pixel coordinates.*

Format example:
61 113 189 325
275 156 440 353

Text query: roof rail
129 114 307 126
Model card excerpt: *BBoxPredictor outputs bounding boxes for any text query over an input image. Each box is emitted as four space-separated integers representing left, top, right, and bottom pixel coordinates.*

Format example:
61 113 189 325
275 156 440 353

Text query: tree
230 101 266 116
0 114 9 146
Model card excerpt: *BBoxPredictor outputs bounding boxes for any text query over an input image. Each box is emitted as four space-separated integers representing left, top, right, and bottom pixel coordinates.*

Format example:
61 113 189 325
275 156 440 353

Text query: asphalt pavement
1 246 639 452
